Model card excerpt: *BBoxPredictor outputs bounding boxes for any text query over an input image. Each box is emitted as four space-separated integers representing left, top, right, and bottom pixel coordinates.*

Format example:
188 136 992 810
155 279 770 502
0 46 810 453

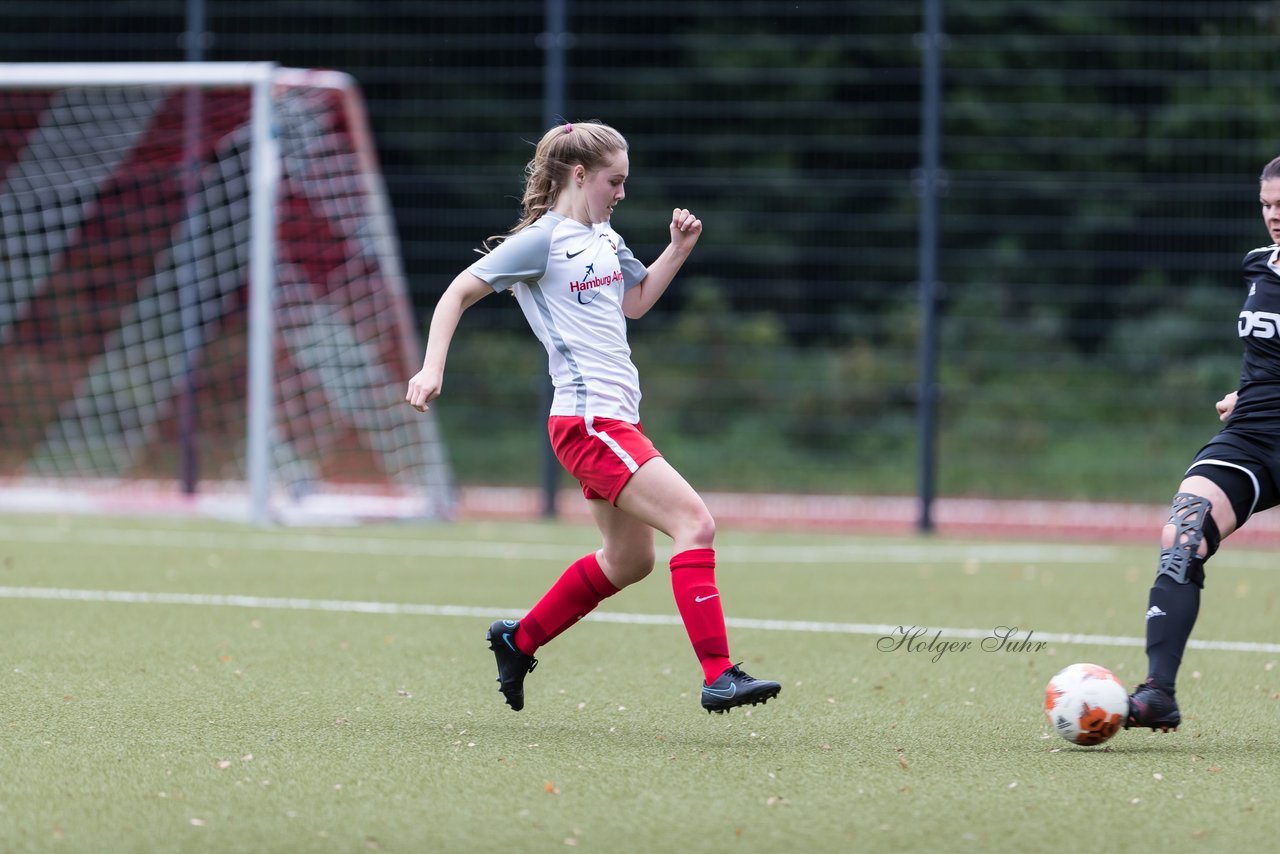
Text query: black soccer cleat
700 663 782 714
1125 677 1181 732
486 619 538 711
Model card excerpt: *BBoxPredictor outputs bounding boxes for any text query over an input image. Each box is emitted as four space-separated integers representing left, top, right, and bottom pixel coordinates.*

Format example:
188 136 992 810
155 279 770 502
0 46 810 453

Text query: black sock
1144 569 1202 694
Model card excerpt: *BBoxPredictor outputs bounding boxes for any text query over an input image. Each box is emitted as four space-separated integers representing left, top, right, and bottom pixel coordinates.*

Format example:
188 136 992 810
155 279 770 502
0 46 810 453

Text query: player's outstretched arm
623 208 702 319
406 271 492 412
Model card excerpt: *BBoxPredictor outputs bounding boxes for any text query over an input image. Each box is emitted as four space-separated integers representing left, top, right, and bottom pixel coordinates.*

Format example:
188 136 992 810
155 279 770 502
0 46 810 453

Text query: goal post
0 62 454 524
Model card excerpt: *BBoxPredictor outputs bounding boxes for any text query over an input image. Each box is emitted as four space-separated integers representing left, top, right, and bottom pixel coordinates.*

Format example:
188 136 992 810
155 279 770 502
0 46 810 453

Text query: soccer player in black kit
1129 154 1280 731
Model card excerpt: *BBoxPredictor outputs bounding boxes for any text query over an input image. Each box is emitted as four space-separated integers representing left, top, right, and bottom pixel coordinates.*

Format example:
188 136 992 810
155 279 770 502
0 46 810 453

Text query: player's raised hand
406 368 443 412
669 208 702 251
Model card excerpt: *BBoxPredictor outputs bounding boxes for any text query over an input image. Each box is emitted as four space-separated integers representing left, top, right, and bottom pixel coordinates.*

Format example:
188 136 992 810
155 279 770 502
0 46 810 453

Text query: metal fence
0 0 1271 512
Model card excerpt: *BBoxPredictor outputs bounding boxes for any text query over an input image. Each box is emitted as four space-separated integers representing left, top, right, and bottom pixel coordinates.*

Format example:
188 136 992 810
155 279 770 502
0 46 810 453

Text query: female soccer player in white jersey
1128 154 1280 732
405 120 780 715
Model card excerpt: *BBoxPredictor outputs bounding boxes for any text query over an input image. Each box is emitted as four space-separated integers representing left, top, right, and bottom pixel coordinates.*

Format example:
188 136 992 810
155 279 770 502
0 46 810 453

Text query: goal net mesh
0 70 454 522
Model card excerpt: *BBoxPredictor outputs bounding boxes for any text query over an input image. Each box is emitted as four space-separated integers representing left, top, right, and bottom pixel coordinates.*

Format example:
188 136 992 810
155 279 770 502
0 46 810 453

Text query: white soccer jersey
468 211 650 421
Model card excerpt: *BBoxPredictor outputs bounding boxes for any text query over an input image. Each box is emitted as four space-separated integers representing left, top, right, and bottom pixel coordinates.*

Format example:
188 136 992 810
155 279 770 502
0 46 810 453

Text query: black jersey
1230 245 1280 425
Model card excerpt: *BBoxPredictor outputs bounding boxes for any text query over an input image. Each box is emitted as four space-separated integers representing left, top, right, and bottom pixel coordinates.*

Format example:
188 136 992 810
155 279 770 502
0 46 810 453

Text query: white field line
2 585 1278 654
0 523 1119 564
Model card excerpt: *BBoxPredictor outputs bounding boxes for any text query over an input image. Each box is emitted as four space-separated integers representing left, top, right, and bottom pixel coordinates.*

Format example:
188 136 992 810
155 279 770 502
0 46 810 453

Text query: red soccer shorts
547 415 663 503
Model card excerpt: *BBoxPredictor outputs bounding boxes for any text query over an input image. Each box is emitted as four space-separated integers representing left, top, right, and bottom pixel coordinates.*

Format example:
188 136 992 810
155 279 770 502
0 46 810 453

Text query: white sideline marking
0 523 1117 564
2 585 1278 654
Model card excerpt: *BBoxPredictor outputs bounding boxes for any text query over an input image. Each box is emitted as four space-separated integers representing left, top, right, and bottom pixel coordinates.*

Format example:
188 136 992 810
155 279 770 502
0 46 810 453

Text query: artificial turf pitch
2 515 1279 852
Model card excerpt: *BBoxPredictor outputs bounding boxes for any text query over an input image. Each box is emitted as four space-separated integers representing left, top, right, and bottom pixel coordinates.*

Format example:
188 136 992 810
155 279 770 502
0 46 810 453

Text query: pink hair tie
564 122 573 133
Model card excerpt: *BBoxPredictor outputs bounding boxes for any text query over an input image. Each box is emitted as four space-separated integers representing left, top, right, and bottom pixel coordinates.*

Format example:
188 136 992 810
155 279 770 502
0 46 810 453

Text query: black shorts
1186 426 1280 525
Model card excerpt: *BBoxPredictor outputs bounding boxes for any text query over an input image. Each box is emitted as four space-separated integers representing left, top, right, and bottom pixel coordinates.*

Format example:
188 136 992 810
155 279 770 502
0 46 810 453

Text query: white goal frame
0 62 452 525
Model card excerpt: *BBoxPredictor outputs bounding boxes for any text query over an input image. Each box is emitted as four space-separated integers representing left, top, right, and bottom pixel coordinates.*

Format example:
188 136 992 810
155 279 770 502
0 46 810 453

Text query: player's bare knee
681 511 716 550
625 552 656 582
602 548 654 587
1156 492 1219 588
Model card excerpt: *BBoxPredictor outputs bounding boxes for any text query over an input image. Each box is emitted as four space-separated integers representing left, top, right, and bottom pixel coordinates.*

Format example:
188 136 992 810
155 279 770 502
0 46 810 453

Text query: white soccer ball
1043 662 1128 746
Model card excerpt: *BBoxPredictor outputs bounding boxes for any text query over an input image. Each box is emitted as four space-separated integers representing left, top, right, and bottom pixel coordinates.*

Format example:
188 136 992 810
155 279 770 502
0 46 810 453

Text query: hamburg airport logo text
572 264 623 304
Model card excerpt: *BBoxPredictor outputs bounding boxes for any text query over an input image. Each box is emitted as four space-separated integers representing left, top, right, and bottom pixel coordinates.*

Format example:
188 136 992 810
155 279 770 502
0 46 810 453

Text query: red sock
514 552 619 655
670 548 733 684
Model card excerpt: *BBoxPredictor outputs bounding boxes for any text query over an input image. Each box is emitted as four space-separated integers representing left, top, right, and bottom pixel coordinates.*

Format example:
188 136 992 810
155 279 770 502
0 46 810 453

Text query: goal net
0 63 454 524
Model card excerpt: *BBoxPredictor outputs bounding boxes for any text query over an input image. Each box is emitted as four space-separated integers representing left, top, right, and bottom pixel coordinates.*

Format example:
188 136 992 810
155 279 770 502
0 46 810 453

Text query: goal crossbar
0 62 278 87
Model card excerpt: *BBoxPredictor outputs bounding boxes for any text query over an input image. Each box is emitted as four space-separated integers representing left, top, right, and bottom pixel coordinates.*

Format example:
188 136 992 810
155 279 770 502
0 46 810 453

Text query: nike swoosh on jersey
565 248 588 259
694 594 720 603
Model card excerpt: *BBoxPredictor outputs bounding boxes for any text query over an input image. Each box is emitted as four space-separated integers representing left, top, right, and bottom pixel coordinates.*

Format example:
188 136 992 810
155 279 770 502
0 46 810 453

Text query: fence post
916 0 945 533
538 0 572 518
